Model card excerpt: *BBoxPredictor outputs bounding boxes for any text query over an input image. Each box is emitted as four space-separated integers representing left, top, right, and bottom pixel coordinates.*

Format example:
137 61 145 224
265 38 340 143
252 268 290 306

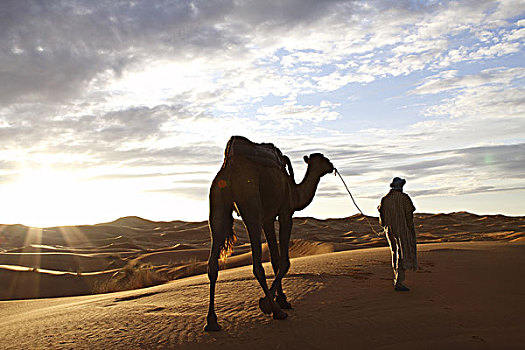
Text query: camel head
303 153 334 177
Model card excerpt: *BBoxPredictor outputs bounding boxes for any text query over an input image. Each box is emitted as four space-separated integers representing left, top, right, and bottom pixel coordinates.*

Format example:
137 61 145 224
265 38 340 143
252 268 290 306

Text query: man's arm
378 200 385 227
377 199 387 236
404 195 416 236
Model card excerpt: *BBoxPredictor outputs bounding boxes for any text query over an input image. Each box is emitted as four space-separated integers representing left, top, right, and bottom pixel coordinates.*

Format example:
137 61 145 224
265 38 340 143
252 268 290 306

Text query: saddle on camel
222 135 295 181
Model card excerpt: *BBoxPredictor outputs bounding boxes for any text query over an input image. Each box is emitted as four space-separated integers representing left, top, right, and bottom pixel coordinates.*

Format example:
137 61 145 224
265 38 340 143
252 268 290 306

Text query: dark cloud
0 0 351 104
116 144 223 167
315 184 348 198
409 185 525 197
0 101 224 171
308 142 525 199
94 105 178 142
285 142 383 176
1 0 523 107
335 143 525 179
232 0 346 29
397 144 525 180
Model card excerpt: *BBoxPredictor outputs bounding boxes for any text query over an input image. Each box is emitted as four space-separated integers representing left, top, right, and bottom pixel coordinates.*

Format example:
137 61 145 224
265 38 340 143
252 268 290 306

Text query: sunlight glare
2 169 124 227
0 167 211 227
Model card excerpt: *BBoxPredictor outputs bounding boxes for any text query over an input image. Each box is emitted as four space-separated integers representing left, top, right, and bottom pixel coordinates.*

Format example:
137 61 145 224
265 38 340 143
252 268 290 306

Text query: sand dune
0 251 126 272
0 241 523 349
0 212 523 301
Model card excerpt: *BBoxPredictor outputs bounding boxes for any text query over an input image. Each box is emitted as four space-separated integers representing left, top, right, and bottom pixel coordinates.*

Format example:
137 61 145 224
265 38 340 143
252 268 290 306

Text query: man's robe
378 189 418 271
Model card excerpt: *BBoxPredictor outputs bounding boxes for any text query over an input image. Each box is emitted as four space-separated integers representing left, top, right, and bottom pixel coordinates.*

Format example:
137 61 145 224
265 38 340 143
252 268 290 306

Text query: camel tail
209 175 237 260
220 223 237 260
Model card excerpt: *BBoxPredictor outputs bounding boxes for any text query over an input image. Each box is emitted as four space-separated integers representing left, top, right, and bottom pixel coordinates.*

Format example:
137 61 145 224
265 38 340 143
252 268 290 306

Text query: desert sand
0 213 524 349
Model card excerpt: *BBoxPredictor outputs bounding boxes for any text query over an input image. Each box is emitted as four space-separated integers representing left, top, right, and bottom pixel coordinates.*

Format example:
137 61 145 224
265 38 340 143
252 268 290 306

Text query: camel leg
204 238 221 331
263 220 280 280
237 202 287 320
204 178 233 332
248 222 288 320
270 215 293 309
262 220 282 311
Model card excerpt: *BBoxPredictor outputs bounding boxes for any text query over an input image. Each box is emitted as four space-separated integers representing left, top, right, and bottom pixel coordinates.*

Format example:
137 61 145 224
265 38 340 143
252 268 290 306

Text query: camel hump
224 136 293 177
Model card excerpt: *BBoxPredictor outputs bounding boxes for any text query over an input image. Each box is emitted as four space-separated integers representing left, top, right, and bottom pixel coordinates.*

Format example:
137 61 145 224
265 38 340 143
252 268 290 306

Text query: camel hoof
204 322 222 332
273 309 288 320
276 294 293 309
259 297 273 315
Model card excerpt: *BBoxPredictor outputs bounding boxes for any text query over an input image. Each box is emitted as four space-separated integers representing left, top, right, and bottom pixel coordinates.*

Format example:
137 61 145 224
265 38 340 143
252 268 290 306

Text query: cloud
423 84 525 126
320 142 525 202
392 144 525 178
1 0 522 126
1 0 520 107
0 1 346 105
0 0 524 222
85 171 205 181
145 185 209 201
0 173 18 185
412 67 525 95
408 185 525 198
255 100 340 127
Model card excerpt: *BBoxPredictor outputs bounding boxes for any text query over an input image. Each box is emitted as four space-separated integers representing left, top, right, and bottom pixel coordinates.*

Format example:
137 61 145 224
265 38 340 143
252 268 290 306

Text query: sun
14 169 72 196
0 169 84 227
0 165 211 227
0 167 130 227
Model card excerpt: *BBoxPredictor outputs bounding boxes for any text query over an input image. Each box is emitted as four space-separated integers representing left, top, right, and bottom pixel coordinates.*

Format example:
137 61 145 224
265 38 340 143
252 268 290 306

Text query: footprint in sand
417 260 435 273
114 291 160 302
472 335 485 343
145 306 166 313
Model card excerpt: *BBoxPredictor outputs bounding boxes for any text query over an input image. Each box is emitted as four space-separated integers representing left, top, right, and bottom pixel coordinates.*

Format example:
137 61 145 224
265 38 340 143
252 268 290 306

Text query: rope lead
334 168 382 236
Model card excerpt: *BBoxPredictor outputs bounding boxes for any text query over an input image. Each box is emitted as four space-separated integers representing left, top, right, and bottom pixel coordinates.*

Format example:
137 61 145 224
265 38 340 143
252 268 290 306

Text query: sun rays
1 221 96 299
4 227 43 299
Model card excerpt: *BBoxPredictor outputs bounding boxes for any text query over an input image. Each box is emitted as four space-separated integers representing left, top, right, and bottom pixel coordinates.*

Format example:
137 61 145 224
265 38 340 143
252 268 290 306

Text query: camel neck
293 166 322 212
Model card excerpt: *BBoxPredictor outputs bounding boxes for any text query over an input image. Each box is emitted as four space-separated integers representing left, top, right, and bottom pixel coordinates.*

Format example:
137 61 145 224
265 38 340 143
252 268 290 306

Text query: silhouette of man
378 177 417 291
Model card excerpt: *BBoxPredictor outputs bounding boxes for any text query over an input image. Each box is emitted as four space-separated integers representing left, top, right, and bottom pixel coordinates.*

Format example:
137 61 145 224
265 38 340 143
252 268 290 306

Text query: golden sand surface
0 241 523 349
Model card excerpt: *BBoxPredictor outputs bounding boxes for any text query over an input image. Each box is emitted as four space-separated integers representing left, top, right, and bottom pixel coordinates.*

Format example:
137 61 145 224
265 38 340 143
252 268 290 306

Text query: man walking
378 177 417 291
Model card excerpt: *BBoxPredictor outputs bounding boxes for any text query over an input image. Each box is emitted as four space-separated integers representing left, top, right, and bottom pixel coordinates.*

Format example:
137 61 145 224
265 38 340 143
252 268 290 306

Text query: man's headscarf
390 177 406 190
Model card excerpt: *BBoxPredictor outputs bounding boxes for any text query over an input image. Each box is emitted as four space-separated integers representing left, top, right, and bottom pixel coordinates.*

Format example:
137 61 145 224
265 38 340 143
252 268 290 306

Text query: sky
0 0 524 227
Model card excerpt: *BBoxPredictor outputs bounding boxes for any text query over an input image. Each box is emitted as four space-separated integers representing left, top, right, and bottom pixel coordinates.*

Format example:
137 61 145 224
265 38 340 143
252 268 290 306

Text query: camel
205 136 334 331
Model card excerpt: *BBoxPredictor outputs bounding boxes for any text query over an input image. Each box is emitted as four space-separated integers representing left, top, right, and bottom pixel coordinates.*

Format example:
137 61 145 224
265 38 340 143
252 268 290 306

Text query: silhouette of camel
205 136 334 331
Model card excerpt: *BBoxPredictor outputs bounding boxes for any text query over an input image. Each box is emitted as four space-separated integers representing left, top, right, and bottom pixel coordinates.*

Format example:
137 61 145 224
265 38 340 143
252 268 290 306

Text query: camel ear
303 155 309 164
